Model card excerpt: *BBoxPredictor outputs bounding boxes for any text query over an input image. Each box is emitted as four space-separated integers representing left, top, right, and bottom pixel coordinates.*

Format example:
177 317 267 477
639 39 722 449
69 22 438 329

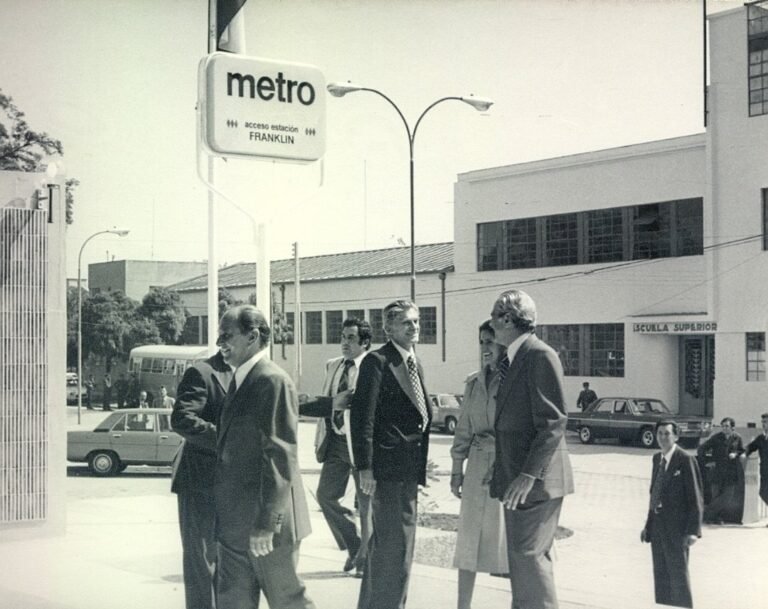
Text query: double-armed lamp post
77 228 130 424
326 82 493 301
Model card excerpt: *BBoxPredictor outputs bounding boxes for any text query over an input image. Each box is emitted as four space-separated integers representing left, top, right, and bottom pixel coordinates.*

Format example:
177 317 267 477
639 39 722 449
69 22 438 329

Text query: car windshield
440 394 461 408
634 400 670 414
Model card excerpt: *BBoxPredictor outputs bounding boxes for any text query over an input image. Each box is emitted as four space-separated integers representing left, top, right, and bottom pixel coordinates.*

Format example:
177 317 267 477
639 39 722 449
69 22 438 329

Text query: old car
67 408 182 475
567 397 712 448
66 372 86 405
429 393 463 434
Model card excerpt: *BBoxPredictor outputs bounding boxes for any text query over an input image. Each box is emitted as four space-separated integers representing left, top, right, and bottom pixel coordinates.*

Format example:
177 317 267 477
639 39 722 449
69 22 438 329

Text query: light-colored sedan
67 408 182 476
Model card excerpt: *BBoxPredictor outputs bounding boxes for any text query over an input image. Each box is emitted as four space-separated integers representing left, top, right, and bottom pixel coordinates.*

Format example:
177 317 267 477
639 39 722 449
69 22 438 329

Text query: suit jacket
644 446 703 539
170 352 231 495
300 356 345 463
214 356 311 552
490 333 574 503
350 341 431 486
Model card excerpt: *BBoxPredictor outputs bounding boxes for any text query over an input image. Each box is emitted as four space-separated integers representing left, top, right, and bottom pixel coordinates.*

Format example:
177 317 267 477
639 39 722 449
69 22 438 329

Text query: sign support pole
206 0 219 354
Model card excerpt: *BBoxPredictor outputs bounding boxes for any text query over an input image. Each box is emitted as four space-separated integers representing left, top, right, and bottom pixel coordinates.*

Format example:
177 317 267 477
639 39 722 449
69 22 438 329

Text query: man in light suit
171 349 232 609
351 300 432 609
641 421 703 608
488 289 574 609
214 305 315 609
299 317 373 577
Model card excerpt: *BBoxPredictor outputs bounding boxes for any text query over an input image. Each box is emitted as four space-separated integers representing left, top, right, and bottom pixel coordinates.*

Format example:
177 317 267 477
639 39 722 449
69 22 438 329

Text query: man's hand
640 528 650 543
728 452 737 460
359 469 376 496
249 529 275 557
502 474 535 510
332 389 353 410
450 473 463 499
684 535 698 547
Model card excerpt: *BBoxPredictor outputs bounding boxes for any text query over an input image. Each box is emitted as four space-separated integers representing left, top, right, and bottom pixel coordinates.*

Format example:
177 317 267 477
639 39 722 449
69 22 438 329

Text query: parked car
567 397 712 448
429 393 463 434
67 408 182 475
66 372 86 405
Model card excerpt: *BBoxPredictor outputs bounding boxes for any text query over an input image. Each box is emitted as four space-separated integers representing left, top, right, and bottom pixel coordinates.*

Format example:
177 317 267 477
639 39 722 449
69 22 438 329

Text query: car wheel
639 427 657 449
88 450 120 476
444 417 457 435
578 426 594 444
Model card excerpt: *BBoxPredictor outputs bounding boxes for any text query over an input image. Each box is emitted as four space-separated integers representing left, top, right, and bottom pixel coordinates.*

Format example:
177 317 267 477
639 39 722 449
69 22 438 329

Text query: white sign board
198 53 326 162
633 321 718 334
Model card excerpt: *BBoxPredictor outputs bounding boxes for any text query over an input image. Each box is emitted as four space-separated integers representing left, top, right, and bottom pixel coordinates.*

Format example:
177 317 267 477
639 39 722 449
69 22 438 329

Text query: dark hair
761 413 768 420
720 417 735 428
383 300 418 333
583 382 590 388
226 304 271 346
479 319 494 337
343 317 372 349
495 289 537 332
655 420 679 436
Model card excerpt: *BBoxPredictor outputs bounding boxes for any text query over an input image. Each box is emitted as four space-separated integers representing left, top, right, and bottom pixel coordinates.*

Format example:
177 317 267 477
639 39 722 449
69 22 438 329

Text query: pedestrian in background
641 421 703 608
154 385 176 408
450 319 509 609
116 373 129 408
697 417 745 524
745 413 768 519
137 391 150 409
576 382 597 410
85 374 95 410
488 289 574 609
299 317 372 577
102 373 112 411
171 348 232 609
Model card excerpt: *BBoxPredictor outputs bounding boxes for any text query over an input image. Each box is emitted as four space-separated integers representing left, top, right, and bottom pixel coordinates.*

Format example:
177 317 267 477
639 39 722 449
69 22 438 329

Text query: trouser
316 434 372 567
504 497 563 609
217 540 315 609
650 518 693 608
177 491 217 609
356 479 418 609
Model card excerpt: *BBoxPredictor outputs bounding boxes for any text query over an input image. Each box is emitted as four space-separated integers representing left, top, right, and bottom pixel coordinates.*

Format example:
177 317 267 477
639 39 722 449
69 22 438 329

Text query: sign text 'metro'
199 53 326 162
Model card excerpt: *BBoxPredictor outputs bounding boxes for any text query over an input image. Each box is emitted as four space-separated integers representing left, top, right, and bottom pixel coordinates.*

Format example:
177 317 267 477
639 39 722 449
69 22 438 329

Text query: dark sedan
567 397 712 448
67 408 182 475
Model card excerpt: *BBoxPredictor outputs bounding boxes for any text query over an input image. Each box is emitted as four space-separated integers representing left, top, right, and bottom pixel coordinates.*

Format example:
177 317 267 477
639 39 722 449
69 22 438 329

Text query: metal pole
77 248 83 425
206 0 219 355
409 155 416 302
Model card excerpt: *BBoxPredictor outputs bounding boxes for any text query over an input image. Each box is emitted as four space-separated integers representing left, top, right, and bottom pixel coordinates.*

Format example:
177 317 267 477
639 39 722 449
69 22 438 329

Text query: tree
137 287 187 345
0 89 63 171
218 287 243 318
81 290 146 371
66 286 81 368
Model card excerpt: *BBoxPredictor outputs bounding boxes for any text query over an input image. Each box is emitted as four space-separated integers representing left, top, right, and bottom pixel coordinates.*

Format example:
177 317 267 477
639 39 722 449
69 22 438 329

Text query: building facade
87 260 207 301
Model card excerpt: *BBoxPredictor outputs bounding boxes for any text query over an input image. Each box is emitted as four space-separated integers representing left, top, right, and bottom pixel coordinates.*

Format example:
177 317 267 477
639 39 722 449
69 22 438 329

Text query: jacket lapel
322 358 344 397
386 344 421 409
217 358 264 447
495 333 536 424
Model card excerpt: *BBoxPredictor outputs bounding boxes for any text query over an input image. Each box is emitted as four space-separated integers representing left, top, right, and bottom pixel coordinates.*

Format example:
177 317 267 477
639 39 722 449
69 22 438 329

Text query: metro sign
198 53 326 162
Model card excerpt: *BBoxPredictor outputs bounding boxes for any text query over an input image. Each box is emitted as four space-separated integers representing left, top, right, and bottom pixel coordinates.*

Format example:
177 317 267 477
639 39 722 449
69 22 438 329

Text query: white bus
127 345 210 397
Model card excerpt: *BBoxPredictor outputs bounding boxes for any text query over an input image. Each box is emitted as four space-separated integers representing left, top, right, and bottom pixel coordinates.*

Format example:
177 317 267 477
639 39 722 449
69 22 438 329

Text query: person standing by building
488 289 574 609
214 305 315 609
137 391 151 409
697 417 745 524
576 382 597 410
85 374 95 410
351 300 431 609
641 421 703 608
102 373 112 411
116 373 129 408
154 385 176 408
171 348 232 609
450 319 509 609
745 413 768 517
299 317 372 577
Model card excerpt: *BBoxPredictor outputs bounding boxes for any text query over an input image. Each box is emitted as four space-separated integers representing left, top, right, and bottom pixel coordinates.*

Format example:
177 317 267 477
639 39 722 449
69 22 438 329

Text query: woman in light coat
450 319 509 609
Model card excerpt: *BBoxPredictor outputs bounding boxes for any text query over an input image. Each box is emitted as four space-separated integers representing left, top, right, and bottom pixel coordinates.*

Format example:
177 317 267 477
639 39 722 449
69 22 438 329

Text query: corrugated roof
168 242 454 292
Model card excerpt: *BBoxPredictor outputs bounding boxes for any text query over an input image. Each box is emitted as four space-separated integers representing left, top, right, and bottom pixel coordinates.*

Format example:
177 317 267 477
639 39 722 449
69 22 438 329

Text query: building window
305 311 322 344
476 199 703 271
368 309 386 343
747 332 766 381
347 309 365 321
763 189 768 251
419 306 437 344
538 323 624 377
285 312 295 345
748 2 768 117
326 310 343 344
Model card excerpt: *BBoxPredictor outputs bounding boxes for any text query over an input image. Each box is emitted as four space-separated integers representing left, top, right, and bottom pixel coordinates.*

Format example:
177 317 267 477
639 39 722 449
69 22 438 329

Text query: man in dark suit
641 421 703 608
171 349 232 609
299 317 373 577
746 412 768 510
351 300 431 609
214 305 315 609
488 289 574 609
576 382 597 410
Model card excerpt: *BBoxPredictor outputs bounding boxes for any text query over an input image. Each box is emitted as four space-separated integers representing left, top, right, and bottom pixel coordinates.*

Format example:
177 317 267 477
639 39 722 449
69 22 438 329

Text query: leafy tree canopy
0 89 63 171
137 287 188 345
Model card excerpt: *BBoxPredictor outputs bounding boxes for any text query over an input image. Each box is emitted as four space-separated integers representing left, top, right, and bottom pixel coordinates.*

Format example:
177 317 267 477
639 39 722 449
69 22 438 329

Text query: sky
0 0 742 281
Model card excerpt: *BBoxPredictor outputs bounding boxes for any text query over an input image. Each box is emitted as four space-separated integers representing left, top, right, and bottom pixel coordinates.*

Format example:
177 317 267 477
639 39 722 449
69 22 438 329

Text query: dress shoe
343 555 355 573
354 565 364 578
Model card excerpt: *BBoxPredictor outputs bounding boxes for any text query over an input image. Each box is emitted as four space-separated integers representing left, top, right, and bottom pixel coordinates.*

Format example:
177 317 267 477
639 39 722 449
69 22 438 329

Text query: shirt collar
390 340 415 363
660 443 677 466
505 332 530 364
234 348 268 390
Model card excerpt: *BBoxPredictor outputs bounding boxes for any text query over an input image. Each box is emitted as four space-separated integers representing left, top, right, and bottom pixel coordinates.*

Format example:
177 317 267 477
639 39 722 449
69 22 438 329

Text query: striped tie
407 355 429 426
333 360 354 430
498 354 510 384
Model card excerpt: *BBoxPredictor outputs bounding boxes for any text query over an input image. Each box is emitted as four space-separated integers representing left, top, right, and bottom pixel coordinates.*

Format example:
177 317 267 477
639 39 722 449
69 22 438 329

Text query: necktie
649 456 666 511
498 354 510 384
227 375 237 396
333 360 354 430
407 355 429 427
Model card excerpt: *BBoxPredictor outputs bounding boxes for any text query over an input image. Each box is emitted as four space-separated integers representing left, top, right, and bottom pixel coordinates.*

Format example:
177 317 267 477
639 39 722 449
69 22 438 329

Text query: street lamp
327 81 493 301
77 228 130 424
